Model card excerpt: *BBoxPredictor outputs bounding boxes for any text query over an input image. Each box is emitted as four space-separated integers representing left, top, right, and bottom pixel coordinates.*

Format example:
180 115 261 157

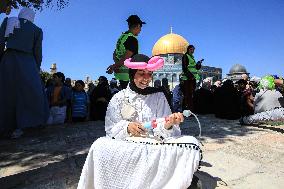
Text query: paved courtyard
0 115 283 189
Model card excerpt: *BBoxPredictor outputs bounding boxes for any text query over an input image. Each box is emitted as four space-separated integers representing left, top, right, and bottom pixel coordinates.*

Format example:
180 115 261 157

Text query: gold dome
152 32 189 56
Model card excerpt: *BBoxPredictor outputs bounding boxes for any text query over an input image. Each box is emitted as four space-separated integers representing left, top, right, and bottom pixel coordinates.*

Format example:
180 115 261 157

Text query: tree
1 0 69 14
0 0 9 14
40 69 52 84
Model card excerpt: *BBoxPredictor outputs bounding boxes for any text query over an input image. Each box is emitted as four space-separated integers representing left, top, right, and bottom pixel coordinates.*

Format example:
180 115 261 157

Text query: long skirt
77 136 201 189
0 50 49 135
242 107 284 125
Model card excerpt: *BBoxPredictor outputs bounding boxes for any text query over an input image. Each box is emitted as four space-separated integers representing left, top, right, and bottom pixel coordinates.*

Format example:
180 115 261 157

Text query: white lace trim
77 136 201 189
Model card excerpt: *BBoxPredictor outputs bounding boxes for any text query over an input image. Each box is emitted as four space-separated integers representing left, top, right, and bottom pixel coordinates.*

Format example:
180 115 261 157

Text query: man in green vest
181 45 203 111
106 15 146 89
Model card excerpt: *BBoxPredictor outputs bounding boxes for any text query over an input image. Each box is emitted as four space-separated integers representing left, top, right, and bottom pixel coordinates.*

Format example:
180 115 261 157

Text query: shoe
10 129 24 139
188 175 203 189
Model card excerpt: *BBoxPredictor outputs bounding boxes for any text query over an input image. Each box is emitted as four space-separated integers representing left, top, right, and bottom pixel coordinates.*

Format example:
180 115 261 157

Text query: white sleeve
105 93 130 139
153 93 181 139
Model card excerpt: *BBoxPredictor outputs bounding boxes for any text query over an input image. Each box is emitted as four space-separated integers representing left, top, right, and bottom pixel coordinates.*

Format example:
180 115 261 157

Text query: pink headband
124 56 164 71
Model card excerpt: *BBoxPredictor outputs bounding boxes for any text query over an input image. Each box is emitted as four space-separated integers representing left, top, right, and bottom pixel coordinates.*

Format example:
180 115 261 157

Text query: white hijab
4 7 36 37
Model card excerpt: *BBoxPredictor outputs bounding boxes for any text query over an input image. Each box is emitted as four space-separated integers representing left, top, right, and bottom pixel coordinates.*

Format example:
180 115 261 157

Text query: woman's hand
127 122 146 136
275 79 284 87
164 112 184 129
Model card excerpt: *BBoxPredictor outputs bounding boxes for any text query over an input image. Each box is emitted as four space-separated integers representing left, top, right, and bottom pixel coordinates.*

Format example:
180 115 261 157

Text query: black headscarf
128 54 163 95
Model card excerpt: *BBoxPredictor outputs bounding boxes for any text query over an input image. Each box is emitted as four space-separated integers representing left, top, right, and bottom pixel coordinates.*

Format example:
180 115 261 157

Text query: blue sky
1 0 284 81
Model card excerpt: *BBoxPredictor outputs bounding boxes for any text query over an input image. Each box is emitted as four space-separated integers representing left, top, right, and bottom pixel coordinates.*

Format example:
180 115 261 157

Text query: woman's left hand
164 112 184 129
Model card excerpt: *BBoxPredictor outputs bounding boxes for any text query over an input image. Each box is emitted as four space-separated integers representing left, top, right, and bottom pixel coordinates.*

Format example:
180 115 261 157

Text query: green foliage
259 75 275 90
40 70 52 84
3 0 69 12
0 0 9 13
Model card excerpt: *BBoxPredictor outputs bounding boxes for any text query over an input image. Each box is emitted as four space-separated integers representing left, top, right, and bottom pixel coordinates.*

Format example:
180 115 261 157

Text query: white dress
105 87 181 139
77 87 201 189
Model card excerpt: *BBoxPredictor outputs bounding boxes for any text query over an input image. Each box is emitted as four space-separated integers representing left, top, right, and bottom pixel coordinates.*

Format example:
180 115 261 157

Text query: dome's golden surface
152 33 189 56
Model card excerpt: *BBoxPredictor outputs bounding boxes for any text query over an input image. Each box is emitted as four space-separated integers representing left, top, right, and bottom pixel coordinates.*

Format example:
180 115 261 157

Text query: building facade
226 64 250 82
50 63 57 75
151 30 222 89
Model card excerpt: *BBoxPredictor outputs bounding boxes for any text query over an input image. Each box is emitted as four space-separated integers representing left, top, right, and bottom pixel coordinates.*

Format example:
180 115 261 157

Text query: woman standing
180 45 202 111
0 8 48 138
90 76 111 121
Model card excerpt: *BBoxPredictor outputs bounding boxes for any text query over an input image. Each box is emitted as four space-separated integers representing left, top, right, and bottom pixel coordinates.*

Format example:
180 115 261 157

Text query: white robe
77 87 201 189
105 87 181 139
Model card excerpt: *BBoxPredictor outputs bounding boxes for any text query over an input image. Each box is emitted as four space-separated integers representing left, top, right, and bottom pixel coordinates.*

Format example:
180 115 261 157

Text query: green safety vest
114 32 137 81
181 54 200 81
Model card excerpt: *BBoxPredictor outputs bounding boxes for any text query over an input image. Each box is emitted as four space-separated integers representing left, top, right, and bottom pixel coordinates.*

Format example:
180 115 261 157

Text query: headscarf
259 75 275 90
125 54 164 95
75 80 85 88
18 7 35 22
97 76 109 87
4 7 35 37
202 78 212 90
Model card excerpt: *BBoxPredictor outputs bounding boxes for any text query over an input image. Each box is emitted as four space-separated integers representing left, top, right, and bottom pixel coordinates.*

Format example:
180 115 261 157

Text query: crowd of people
153 73 284 126
40 70 284 130
45 72 123 126
0 7 123 138
0 9 283 140
1 8 283 188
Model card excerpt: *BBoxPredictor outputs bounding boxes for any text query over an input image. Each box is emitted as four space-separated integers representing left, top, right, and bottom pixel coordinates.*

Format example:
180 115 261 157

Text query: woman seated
77 54 201 189
241 75 284 125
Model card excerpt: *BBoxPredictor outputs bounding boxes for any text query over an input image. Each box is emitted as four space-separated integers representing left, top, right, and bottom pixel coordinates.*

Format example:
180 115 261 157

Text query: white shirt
78 87 201 189
105 86 181 139
254 89 284 113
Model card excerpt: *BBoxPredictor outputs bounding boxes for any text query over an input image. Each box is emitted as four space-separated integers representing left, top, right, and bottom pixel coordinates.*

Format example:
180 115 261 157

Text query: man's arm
195 59 204 70
115 35 137 67
113 50 119 63
107 50 134 73
107 35 137 73
114 50 134 69
196 62 202 70
246 93 254 109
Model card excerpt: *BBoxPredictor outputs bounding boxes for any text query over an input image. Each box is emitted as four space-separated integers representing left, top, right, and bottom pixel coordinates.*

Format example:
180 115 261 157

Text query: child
46 72 72 125
72 80 89 122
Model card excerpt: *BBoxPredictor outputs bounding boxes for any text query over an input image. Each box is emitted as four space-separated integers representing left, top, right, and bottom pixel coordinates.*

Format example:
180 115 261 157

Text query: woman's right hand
127 122 146 136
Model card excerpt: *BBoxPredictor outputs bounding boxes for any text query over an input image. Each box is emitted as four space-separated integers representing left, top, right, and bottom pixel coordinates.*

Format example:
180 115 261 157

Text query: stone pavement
0 115 283 189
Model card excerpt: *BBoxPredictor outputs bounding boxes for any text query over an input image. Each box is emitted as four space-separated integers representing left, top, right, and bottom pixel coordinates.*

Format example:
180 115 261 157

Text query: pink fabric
124 56 164 71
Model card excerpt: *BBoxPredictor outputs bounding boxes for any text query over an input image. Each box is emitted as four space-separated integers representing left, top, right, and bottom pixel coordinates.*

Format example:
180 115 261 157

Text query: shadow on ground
1 115 282 189
0 121 105 178
180 114 273 142
0 153 86 189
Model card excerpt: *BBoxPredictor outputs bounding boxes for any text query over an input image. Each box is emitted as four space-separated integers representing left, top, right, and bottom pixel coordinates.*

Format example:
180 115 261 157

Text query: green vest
181 54 200 81
114 32 137 81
